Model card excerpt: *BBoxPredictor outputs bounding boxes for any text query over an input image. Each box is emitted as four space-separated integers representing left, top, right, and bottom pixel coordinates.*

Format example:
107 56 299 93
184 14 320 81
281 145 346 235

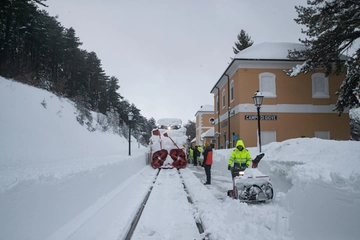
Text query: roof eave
210 58 236 94
210 58 304 94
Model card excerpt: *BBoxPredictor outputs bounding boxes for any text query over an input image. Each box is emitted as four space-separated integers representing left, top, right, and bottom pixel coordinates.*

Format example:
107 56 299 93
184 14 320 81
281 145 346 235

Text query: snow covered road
183 165 293 240
131 168 201 240
46 166 157 240
45 167 205 240
3 156 359 240
39 164 292 240
43 164 293 240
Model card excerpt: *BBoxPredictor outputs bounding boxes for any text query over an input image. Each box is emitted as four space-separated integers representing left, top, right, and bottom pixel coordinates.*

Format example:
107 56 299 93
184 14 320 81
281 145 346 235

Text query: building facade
194 105 215 147
209 42 350 149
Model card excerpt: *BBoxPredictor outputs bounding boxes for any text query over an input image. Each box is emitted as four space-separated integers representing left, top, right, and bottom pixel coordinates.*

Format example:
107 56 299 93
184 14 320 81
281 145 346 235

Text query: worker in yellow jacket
188 147 194 163
227 140 252 178
197 145 203 165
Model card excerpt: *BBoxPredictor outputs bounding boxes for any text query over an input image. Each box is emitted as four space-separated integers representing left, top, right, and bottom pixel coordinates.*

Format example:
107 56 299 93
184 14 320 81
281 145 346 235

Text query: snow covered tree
184 120 196 141
232 29 253 54
286 0 360 115
140 117 157 145
350 109 360 141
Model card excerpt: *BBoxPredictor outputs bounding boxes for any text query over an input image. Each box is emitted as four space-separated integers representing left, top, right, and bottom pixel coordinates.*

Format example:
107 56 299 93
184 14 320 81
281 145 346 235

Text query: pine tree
184 120 196 141
106 76 123 112
147 117 157 131
286 0 360 115
232 29 254 54
137 117 157 145
62 27 83 96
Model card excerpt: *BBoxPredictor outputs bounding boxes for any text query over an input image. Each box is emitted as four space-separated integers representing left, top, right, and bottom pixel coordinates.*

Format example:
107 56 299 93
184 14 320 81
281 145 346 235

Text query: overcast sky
43 0 307 124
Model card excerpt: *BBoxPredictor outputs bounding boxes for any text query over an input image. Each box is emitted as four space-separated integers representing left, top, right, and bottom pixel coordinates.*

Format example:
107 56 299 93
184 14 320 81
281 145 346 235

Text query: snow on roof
201 128 214 138
157 118 182 126
196 105 214 114
210 42 308 94
234 42 306 60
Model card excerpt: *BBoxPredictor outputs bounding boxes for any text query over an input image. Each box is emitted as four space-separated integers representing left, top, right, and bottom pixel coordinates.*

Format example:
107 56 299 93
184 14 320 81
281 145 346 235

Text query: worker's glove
228 165 231 170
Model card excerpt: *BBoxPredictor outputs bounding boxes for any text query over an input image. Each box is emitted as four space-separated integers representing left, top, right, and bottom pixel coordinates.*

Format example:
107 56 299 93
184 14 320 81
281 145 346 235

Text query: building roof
234 42 306 60
210 41 306 94
195 105 214 116
201 128 214 138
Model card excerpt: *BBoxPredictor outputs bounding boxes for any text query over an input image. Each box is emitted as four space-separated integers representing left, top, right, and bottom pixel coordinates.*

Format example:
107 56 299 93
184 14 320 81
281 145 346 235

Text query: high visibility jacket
228 140 251 167
197 146 203 159
189 148 193 157
202 146 213 165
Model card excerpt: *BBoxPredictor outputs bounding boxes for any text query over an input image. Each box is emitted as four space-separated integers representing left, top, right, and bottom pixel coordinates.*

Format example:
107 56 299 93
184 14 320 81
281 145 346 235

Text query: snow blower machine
149 118 188 169
227 153 273 203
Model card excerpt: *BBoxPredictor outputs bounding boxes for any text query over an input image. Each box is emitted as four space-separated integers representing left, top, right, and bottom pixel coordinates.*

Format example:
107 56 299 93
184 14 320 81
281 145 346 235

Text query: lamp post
214 132 220 149
128 112 134 156
253 91 264 153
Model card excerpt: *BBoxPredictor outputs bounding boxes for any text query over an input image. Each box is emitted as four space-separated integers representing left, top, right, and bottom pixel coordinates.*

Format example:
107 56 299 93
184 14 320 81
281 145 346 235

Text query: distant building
206 42 350 149
194 105 216 147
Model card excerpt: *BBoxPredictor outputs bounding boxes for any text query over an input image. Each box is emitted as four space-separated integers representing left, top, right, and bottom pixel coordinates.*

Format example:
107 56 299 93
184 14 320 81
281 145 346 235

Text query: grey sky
44 0 307 124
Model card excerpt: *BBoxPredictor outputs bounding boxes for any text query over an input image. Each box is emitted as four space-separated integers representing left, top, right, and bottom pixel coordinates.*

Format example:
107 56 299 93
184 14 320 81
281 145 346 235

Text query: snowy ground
1 77 360 240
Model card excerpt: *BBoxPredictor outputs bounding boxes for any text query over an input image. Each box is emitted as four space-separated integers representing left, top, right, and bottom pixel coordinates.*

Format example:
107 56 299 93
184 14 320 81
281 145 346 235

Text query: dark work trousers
204 165 211 184
231 165 247 179
193 150 198 165
230 167 237 179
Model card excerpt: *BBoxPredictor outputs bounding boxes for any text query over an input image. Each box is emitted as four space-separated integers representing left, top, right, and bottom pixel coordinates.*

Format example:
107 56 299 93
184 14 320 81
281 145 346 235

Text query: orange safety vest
204 150 213 165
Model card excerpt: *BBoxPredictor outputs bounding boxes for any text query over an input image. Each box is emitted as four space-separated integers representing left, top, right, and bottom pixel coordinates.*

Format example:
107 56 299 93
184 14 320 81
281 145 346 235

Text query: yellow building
208 42 350 149
194 105 215 147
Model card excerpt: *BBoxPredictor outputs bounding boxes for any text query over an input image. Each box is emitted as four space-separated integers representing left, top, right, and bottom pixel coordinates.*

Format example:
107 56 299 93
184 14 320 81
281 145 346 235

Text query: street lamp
128 112 134 156
253 91 264 152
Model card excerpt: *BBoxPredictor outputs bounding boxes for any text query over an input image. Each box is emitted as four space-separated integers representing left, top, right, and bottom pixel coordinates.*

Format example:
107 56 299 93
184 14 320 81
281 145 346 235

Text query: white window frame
259 72 277 98
222 89 226 108
230 80 234 103
312 73 329 98
315 131 330 139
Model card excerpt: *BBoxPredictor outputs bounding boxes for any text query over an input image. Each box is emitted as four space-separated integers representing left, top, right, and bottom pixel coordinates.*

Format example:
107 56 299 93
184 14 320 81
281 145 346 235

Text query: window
230 80 234 102
259 72 276 97
222 89 226 108
312 73 329 98
315 131 330 139
261 131 276 146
